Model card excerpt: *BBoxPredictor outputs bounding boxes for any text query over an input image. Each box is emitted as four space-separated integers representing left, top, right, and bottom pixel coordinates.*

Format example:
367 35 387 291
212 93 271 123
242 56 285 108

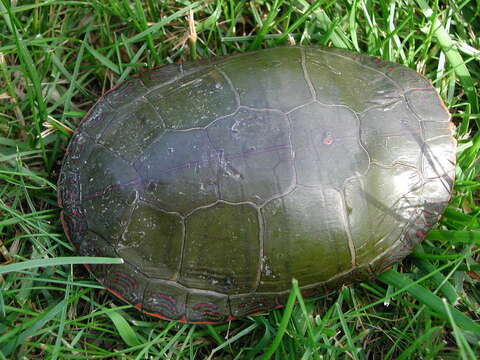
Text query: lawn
0 0 479 359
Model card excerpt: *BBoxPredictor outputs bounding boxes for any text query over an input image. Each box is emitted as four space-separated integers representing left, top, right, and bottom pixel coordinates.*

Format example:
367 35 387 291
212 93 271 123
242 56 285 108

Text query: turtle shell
58 46 456 323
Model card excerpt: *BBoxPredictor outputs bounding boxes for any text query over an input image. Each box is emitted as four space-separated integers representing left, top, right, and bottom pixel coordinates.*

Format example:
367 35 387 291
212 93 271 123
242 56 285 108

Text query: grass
0 0 479 358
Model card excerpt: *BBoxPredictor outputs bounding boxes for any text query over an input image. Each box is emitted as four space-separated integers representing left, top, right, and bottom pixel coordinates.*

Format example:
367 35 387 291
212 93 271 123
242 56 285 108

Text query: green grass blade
105 310 141 347
0 257 123 275
259 279 298 360
377 269 480 334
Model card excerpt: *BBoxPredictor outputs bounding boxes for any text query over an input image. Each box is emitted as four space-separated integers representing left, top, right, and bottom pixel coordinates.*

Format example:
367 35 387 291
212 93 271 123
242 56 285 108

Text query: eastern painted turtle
58 46 456 323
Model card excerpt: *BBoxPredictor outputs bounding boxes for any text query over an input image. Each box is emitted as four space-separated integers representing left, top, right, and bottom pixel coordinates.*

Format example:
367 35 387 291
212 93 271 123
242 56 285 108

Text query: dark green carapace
58 46 456 323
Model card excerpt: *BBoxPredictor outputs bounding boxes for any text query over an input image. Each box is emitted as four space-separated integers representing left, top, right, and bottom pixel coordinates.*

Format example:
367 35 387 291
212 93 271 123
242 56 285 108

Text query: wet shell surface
58 46 456 323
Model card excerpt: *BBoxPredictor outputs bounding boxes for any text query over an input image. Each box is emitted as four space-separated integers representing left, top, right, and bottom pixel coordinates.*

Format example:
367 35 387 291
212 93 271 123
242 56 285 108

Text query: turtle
58 46 456 324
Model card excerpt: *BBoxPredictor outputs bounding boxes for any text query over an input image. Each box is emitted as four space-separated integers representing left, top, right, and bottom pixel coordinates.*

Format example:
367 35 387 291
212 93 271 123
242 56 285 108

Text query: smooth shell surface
59 46 456 323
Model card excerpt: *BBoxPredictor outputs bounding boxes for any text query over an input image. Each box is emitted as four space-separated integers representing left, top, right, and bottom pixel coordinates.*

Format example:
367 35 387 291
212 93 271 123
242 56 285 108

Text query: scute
289 102 369 188
104 262 149 307
142 280 187 320
386 66 433 91
305 47 402 112
187 291 230 323
59 46 455 323
146 68 238 129
218 47 312 111
360 100 422 167
104 77 148 108
135 129 219 214
100 98 164 162
229 292 287 318
81 146 140 240
406 89 451 122
259 187 352 291
117 201 184 280
344 164 423 265
207 107 294 204
78 100 115 139
180 202 260 294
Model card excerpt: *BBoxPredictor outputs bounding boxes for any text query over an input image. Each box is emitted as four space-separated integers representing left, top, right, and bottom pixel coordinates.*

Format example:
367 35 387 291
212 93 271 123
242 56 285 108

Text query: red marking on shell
417 231 426 240
323 137 334 145
65 190 78 203
65 213 85 233
146 305 229 325
106 286 141 309
243 310 267 317
373 57 381 63
154 302 177 313
71 208 85 217
141 308 176 322
110 271 137 290
415 217 426 225
192 303 218 310
423 210 434 217
149 292 177 304
195 310 223 322
302 289 313 295
146 295 177 313
60 211 73 245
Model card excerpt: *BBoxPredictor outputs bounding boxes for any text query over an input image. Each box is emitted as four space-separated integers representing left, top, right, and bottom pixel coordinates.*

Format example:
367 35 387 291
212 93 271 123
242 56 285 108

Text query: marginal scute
117 201 184 280
135 129 219 214
77 231 117 281
344 165 422 265
290 102 369 188
422 177 453 205
360 100 422 167
422 121 454 141
61 205 87 250
59 134 93 207
406 89 450 122
229 292 287 318
207 107 294 204
100 99 164 162
104 262 148 307
145 68 237 129
187 291 230 323
218 47 312 111
58 170 81 207
305 47 403 112
143 280 187 320
61 133 96 175
369 200 435 274
259 187 352 292
181 202 260 294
